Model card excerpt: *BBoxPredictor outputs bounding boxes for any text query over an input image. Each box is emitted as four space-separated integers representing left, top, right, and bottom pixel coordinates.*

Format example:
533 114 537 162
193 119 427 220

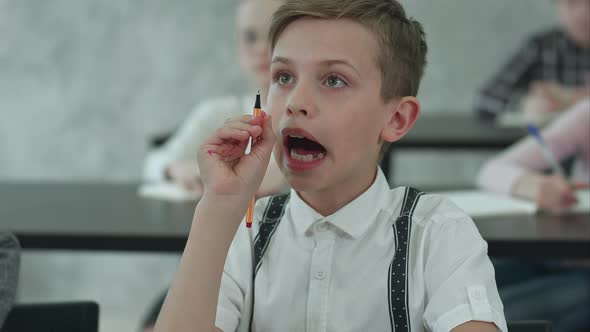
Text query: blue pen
527 123 566 178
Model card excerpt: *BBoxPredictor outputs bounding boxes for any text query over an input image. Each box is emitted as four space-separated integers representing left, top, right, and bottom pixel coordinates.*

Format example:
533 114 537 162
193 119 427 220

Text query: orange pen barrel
245 91 262 228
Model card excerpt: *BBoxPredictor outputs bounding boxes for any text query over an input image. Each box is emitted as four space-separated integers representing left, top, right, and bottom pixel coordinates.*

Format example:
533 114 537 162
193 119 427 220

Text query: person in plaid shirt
475 0 590 120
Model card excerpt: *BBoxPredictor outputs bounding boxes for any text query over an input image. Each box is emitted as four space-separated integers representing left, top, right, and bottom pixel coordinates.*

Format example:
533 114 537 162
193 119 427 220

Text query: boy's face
556 0 590 48
267 18 395 196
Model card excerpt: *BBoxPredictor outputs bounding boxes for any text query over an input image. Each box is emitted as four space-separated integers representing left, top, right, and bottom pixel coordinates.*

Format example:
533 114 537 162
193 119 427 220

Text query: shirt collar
288 168 390 239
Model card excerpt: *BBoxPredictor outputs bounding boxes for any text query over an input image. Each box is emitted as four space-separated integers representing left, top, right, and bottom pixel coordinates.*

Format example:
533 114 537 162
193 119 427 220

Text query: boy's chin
284 173 325 193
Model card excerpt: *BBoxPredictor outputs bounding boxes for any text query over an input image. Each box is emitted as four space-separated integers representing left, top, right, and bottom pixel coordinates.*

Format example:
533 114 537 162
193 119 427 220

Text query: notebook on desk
570 189 590 214
495 111 558 129
435 189 590 218
138 182 201 202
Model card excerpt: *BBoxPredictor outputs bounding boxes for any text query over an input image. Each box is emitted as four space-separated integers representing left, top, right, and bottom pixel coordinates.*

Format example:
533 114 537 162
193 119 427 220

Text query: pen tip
254 90 261 108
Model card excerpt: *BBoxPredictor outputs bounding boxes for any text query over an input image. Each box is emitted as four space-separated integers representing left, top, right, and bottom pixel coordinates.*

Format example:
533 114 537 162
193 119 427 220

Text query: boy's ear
380 96 420 143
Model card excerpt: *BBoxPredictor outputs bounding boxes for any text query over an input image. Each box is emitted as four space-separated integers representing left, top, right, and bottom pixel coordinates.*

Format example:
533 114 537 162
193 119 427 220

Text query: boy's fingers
208 139 249 161
225 114 265 127
251 115 275 158
224 121 263 139
225 115 254 124
214 127 251 142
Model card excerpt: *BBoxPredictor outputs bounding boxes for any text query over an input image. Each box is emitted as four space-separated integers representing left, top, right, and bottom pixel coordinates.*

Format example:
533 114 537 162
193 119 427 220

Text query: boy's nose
287 103 308 117
286 84 316 117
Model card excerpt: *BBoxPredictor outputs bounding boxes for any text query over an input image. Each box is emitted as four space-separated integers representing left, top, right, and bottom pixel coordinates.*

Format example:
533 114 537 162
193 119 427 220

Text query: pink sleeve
477 98 590 194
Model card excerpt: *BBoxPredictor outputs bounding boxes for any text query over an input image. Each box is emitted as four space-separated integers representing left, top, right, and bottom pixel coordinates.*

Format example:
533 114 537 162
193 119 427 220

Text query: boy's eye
278 72 293 85
325 75 346 88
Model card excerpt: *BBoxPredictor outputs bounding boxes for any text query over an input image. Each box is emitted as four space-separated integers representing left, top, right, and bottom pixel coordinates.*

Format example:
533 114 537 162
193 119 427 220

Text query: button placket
306 230 335 332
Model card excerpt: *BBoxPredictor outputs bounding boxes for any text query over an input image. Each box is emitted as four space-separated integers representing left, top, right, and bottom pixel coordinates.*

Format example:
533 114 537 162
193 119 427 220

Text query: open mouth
283 129 327 167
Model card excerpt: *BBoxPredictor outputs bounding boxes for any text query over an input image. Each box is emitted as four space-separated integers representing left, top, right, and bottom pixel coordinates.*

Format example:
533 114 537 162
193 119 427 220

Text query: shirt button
317 223 329 232
315 271 327 280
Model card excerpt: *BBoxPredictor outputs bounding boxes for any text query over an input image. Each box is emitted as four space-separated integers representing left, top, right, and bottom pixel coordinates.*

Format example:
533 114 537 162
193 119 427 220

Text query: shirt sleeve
419 199 507 332
142 97 244 182
477 98 590 194
0 233 20 328
474 36 541 118
215 197 273 332
214 223 253 332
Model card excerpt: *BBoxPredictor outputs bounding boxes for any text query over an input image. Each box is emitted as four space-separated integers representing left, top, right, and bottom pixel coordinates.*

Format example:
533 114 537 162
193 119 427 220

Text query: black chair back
1 301 99 332
508 320 552 332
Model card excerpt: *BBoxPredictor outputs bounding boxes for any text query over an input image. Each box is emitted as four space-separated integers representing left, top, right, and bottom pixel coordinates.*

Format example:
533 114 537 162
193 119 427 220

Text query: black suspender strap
249 194 290 332
388 187 423 332
245 188 423 331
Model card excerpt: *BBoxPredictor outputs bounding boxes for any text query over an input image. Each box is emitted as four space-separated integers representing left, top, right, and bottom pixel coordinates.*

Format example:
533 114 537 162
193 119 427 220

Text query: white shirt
142 95 253 182
216 169 507 332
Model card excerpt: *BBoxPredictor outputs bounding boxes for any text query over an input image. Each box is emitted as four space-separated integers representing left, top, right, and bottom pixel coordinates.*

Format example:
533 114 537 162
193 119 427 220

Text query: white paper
436 189 590 218
435 190 537 218
571 189 590 213
138 182 201 202
495 111 558 128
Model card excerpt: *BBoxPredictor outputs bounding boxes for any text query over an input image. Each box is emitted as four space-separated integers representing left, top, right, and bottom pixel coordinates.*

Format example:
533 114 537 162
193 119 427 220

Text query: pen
527 123 566 178
246 90 262 228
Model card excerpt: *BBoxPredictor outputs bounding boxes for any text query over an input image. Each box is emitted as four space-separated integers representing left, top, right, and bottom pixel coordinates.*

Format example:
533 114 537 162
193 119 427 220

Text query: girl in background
142 0 287 199
141 1 285 331
478 98 590 332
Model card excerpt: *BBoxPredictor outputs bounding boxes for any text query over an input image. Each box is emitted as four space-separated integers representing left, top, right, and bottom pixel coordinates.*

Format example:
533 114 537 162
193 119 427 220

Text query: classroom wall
0 0 556 182
1 1 557 331
0 0 243 181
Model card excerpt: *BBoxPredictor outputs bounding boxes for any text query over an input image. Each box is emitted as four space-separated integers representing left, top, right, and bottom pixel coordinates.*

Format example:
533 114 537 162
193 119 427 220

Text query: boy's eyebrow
271 56 292 65
272 56 360 76
319 60 360 76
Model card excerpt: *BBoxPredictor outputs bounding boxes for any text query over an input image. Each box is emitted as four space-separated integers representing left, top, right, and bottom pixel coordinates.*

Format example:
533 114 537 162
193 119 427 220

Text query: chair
507 320 552 332
1 301 99 332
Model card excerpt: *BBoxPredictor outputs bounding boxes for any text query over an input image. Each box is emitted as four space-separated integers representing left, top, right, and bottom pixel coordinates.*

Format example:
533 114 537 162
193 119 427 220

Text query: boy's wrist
194 191 251 228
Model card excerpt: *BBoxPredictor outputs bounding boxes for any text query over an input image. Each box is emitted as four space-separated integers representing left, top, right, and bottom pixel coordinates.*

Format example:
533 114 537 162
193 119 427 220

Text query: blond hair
269 0 427 99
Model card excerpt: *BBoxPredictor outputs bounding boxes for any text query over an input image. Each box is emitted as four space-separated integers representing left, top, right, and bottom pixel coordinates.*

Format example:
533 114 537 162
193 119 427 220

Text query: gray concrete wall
1 1 557 330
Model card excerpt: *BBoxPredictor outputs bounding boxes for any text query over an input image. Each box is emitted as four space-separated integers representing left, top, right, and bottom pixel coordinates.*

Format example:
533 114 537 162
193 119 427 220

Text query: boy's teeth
289 134 305 138
290 149 325 161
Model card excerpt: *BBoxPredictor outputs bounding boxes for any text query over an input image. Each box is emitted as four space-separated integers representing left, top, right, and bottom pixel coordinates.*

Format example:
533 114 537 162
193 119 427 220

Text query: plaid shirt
475 28 590 117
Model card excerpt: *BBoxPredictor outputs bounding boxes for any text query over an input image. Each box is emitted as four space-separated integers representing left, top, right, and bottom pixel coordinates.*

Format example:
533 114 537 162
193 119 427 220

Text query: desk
2 183 589 257
475 214 590 258
380 113 525 180
398 113 524 149
0 182 194 252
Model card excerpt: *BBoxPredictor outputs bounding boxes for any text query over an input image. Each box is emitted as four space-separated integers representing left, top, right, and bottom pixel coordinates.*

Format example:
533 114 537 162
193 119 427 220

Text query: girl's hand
535 174 577 211
166 160 203 193
197 112 275 199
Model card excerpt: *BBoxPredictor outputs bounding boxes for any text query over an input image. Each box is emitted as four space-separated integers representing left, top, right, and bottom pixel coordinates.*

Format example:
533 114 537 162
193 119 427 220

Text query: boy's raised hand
197 112 275 199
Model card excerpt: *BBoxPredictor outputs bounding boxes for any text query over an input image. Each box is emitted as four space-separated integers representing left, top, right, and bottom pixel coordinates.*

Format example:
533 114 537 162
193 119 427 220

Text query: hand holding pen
534 174 578 211
197 91 275 225
527 124 579 210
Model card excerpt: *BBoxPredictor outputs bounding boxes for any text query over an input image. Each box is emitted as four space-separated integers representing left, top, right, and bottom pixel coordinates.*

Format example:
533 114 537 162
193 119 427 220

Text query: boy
155 1 506 331
475 0 590 119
